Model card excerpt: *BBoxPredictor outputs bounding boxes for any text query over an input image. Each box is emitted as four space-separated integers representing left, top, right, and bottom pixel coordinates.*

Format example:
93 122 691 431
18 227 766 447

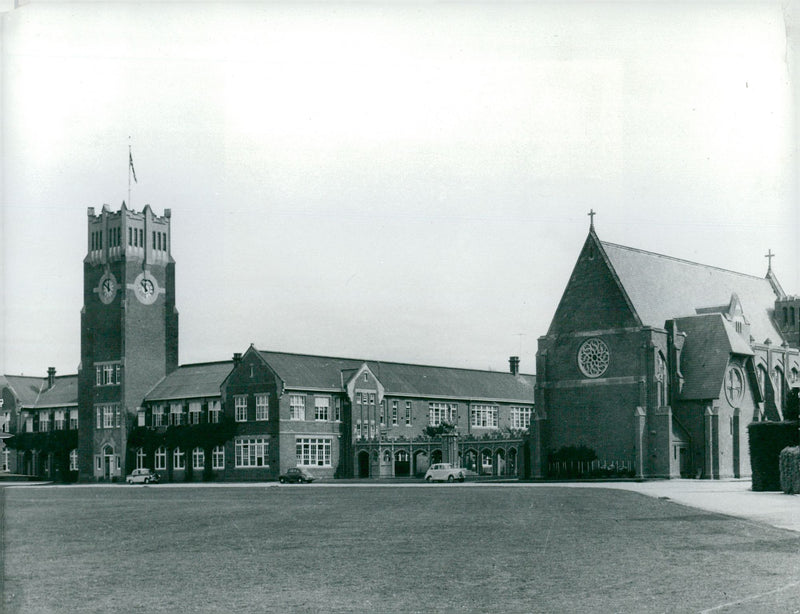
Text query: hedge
748 421 799 491
779 446 800 494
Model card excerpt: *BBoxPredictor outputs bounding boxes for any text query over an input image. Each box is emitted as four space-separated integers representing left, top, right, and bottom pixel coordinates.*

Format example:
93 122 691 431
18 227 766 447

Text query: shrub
779 446 800 494
748 421 799 491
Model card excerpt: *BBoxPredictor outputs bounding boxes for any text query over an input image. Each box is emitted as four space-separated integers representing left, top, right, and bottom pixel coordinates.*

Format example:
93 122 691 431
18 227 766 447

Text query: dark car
279 467 315 484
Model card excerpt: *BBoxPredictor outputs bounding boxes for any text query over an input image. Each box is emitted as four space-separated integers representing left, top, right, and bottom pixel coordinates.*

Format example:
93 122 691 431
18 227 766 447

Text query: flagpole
128 137 132 207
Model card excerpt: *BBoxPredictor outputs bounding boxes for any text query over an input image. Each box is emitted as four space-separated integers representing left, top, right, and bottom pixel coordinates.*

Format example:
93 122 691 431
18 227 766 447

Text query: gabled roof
144 362 233 402
675 313 751 400
34 376 78 408
601 241 783 344
259 351 536 402
3 374 78 408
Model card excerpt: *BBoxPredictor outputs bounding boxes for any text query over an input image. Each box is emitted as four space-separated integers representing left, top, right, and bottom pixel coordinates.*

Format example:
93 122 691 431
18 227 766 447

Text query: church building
532 216 800 479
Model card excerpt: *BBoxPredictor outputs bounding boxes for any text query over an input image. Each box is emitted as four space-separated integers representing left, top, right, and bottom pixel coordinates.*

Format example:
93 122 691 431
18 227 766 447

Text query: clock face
132 272 160 305
97 273 118 304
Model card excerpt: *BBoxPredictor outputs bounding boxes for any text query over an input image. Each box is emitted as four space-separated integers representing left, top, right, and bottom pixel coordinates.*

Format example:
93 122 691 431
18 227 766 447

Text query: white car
126 468 160 484
424 463 465 483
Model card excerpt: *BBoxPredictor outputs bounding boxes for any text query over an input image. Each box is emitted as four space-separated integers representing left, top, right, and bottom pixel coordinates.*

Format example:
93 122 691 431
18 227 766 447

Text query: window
152 405 165 427
290 395 305 421
355 392 362 405
99 405 115 429
392 401 398 426
173 447 185 470
95 363 121 386
54 410 66 430
234 396 248 422
136 448 146 470
70 409 78 430
355 421 362 440
428 403 458 426
137 409 145 427
188 401 202 425
39 412 50 432
192 447 205 470
155 447 167 470
170 403 184 426
69 450 78 472
314 397 329 421
510 406 532 429
334 398 341 422
471 405 498 428
296 437 332 467
380 400 386 426
405 401 412 426
25 415 33 433
655 353 669 407
369 393 375 406
255 394 269 421
209 400 221 423
128 227 132 246
0 412 9 433
235 437 269 468
212 445 225 470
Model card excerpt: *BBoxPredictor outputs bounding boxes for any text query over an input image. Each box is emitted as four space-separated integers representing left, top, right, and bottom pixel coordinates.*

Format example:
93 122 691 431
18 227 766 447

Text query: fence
547 459 635 479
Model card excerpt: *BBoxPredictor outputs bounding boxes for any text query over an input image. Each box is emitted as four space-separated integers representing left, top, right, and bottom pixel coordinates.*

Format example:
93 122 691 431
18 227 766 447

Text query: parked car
279 467 316 484
126 468 160 484
424 463 465 483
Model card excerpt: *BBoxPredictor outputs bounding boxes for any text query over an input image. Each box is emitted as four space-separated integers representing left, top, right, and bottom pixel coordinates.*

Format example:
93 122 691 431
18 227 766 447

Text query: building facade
1 204 534 481
533 223 800 479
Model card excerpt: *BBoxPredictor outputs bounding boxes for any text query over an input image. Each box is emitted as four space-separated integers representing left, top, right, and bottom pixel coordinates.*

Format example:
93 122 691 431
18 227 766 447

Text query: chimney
47 367 56 389
233 353 242 366
509 356 520 376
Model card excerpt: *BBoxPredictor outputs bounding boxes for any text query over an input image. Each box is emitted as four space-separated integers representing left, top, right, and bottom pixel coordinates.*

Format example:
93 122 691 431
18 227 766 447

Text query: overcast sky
1 1 798 377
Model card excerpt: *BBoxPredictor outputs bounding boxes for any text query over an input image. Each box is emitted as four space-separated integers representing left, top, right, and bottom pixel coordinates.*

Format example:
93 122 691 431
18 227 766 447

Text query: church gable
547 232 640 335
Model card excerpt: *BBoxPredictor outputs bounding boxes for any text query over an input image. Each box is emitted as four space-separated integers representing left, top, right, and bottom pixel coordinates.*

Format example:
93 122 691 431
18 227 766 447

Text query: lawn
3 484 800 613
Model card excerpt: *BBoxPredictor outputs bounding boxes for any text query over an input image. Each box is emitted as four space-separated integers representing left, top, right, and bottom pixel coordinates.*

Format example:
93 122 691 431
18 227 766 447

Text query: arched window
757 364 768 398
192 447 204 471
382 450 391 463
772 368 784 414
136 448 146 470
395 449 409 462
173 447 185 470
655 353 669 407
791 368 799 384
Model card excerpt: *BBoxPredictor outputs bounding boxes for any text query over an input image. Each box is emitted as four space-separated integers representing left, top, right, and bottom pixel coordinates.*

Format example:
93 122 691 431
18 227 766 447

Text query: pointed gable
547 231 640 335
602 241 783 343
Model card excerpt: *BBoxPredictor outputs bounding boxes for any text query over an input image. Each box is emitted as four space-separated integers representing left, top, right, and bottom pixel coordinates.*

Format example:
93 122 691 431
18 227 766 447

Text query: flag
129 150 138 183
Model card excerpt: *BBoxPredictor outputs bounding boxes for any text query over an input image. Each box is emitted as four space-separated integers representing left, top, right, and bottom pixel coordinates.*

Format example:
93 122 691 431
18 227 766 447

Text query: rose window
577 338 610 378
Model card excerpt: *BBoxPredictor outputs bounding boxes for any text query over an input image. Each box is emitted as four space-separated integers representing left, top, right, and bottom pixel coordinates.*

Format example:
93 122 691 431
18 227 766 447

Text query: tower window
128 228 133 246
139 229 144 247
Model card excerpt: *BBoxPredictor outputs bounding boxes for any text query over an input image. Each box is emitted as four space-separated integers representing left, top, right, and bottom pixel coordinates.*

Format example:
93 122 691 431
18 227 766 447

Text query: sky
1 1 798 377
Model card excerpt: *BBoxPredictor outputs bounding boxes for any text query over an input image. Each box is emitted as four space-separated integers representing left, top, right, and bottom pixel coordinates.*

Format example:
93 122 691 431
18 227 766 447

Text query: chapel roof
601 240 784 344
258 350 536 402
143 361 233 402
674 313 752 400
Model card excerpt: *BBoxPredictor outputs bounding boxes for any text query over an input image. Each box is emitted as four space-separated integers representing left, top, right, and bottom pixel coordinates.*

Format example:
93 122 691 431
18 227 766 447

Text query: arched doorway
413 450 429 476
464 450 477 473
103 444 115 480
431 449 443 464
508 447 518 476
495 449 506 476
395 450 410 476
481 449 493 475
357 451 370 478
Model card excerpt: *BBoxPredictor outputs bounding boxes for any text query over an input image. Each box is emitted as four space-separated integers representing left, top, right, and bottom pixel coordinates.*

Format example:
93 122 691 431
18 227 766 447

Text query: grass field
3 484 800 613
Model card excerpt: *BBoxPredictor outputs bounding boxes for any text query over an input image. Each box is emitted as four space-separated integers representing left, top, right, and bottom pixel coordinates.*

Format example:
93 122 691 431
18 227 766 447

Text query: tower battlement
85 203 172 266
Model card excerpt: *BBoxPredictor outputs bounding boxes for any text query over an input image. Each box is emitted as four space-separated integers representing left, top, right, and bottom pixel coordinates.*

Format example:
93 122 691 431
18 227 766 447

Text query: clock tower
77 203 179 481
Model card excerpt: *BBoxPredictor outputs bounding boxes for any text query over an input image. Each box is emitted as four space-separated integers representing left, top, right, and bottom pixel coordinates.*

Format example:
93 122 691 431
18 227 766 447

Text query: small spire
765 249 775 272
588 208 596 230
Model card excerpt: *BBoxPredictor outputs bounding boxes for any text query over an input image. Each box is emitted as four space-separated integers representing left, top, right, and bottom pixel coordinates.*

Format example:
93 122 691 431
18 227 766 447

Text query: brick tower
77 204 178 481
